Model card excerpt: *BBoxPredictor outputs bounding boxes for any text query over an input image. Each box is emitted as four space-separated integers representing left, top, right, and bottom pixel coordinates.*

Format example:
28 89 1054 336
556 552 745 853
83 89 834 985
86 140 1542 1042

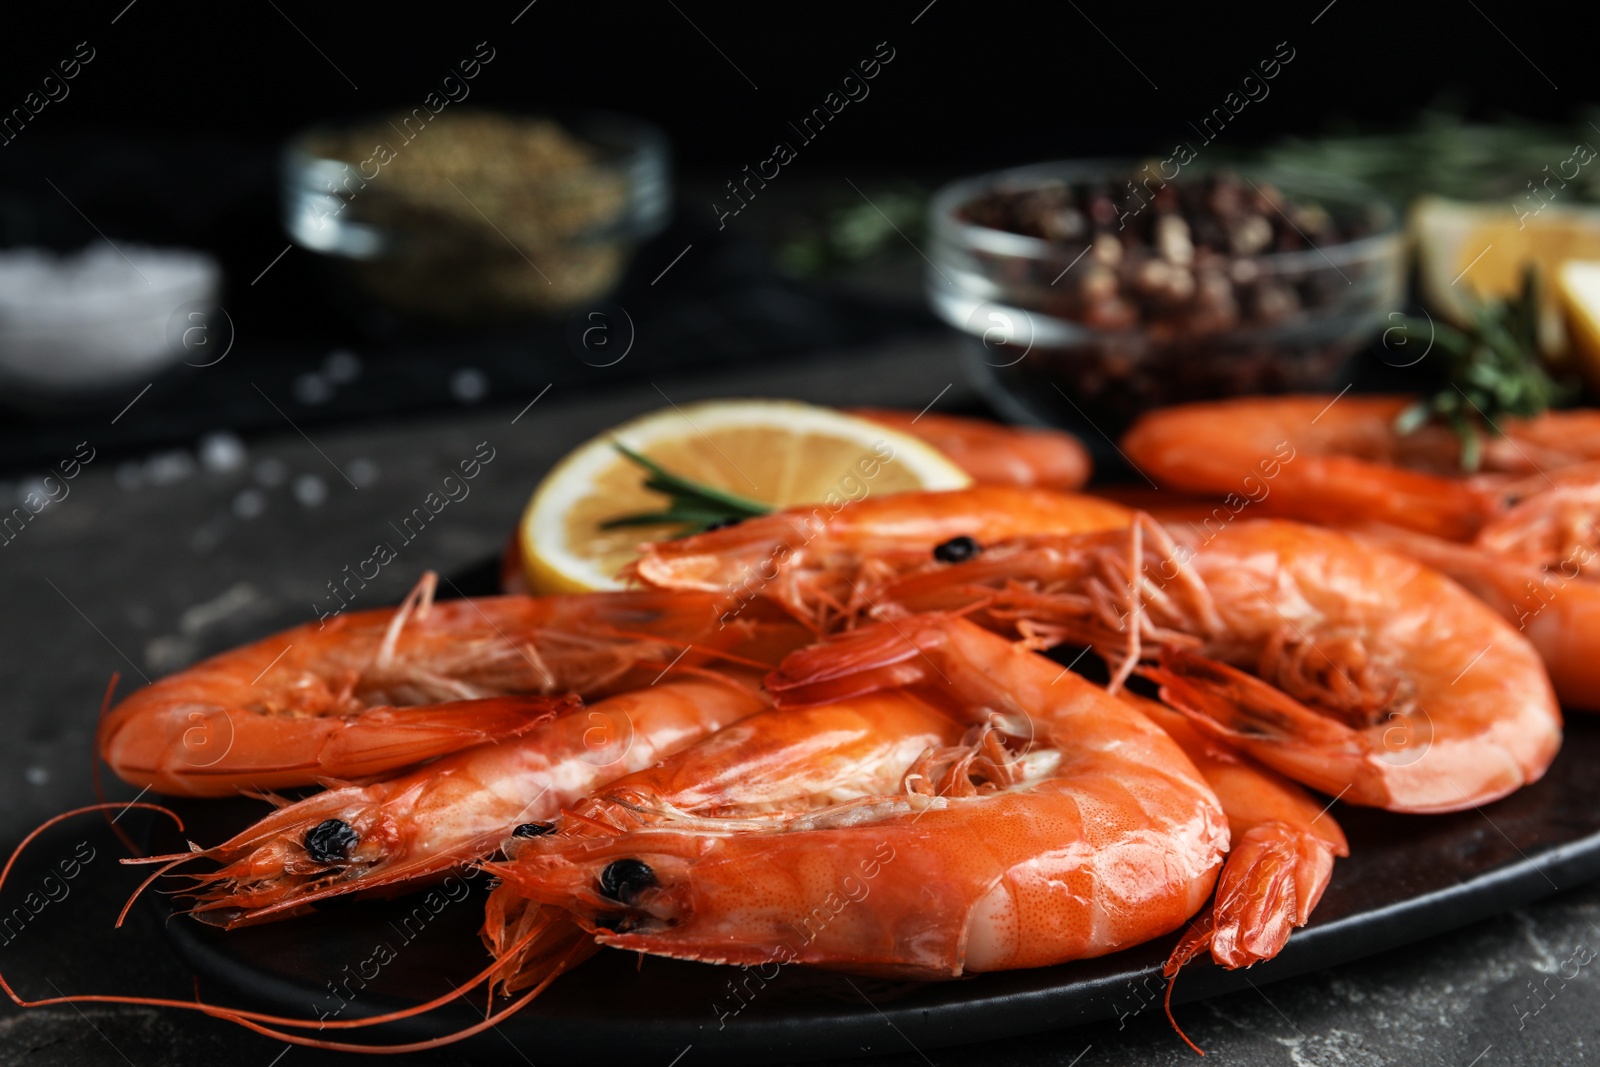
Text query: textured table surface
2 338 1596 1067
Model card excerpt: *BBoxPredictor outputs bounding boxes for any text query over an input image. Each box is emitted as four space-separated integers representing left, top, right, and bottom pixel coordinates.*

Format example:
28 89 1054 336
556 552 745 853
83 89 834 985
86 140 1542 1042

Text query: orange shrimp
1147 521 1561 812
630 486 1132 630
770 613 1342 971
99 574 795 796
1122 395 1600 541
1352 522 1600 711
138 674 771 928
851 407 1092 490
492 615 1226 979
823 526 1346 970
481 689 968 992
869 517 1562 812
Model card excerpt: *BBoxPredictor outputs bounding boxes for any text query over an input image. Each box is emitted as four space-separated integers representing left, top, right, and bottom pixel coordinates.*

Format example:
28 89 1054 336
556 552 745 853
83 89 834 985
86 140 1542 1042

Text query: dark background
0 0 1588 472
0 0 1584 163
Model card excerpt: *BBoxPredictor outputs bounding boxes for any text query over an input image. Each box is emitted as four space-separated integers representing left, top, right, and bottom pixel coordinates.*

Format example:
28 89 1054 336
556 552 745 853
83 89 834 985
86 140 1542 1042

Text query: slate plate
151 713 1600 1063
153 559 1600 1061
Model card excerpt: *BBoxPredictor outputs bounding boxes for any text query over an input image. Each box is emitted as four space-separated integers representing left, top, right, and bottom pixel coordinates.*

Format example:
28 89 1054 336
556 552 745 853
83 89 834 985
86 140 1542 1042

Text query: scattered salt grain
253 457 287 487
324 350 362 384
294 372 333 406
293 472 328 508
198 431 246 473
451 367 488 404
144 450 195 485
348 457 379 488
233 488 267 519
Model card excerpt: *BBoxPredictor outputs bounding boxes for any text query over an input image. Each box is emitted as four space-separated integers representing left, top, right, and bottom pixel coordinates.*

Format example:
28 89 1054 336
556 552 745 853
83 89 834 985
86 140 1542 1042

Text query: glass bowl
282 109 670 323
926 161 1405 441
0 243 220 409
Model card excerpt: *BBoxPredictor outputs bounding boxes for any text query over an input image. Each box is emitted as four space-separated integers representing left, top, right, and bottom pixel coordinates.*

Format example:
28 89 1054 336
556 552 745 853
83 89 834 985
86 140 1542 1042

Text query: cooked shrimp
142 675 770 928
100 574 796 796
769 616 1344 972
851 408 1092 490
878 533 1348 959
491 615 1226 979
1123 395 1600 541
1114 397 1510 540
630 486 1132 630
1463 465 1600 587
1353 522 1600 711
482 689 968 992
870 517 1562 812
1155 521 1561 812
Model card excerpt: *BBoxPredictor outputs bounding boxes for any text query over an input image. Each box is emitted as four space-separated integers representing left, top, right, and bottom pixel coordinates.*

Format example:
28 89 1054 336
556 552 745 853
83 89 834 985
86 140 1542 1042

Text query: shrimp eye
599 859 657 904
304 819 359 864
513 821 555 838
704 518 743 532
934 536 980 563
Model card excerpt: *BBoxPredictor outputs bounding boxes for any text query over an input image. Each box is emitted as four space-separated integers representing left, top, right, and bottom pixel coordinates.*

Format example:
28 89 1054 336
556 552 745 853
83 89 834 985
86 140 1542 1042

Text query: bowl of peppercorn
926 161 1404 447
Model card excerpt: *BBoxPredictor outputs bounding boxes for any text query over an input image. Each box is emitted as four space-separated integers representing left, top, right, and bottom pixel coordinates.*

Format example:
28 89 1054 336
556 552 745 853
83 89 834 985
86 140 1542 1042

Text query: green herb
598 443 773 536
777 188 928 278
1392 266 1578 471
1254 105 1600 206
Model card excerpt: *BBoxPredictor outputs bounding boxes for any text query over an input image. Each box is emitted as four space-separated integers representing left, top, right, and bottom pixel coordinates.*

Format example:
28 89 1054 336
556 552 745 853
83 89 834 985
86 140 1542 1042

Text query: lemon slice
521 399 973 593
1558 260 1600 394
1413 196 1600 354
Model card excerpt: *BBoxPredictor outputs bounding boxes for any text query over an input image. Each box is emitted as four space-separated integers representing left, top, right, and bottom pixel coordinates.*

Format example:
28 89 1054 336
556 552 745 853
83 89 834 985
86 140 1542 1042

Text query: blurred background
0 0 1595 471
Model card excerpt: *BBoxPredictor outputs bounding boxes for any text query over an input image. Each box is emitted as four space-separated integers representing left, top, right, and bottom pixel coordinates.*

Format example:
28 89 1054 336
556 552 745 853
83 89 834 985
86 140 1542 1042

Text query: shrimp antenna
1163 971 1206 1057
116 853 203 928
1162 916 1213 1057
212 933 589 1052
0 825 582 1050
0 800 183 950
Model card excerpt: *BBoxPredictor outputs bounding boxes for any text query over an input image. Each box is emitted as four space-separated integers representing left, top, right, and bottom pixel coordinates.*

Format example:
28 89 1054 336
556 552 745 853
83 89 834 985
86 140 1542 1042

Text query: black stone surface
3 339 1599 1066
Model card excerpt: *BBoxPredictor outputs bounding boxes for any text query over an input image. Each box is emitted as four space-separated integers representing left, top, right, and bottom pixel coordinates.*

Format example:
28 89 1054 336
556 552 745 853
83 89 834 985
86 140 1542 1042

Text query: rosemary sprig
598 442 773 537
1391 266 1578 471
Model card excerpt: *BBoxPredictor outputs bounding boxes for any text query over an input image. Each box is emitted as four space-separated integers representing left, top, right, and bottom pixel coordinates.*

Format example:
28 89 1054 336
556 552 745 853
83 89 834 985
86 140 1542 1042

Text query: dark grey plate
155 713 1600 1063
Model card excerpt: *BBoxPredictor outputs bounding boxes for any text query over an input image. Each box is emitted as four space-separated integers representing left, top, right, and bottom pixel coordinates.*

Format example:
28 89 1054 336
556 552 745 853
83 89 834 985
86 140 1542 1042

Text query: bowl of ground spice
283 109 669 323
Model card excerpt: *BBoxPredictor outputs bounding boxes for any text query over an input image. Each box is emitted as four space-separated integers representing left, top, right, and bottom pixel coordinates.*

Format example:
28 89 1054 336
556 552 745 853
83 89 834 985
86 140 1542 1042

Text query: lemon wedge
1413 196 1600 354
520 399 972 593
1558 260 1600 394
